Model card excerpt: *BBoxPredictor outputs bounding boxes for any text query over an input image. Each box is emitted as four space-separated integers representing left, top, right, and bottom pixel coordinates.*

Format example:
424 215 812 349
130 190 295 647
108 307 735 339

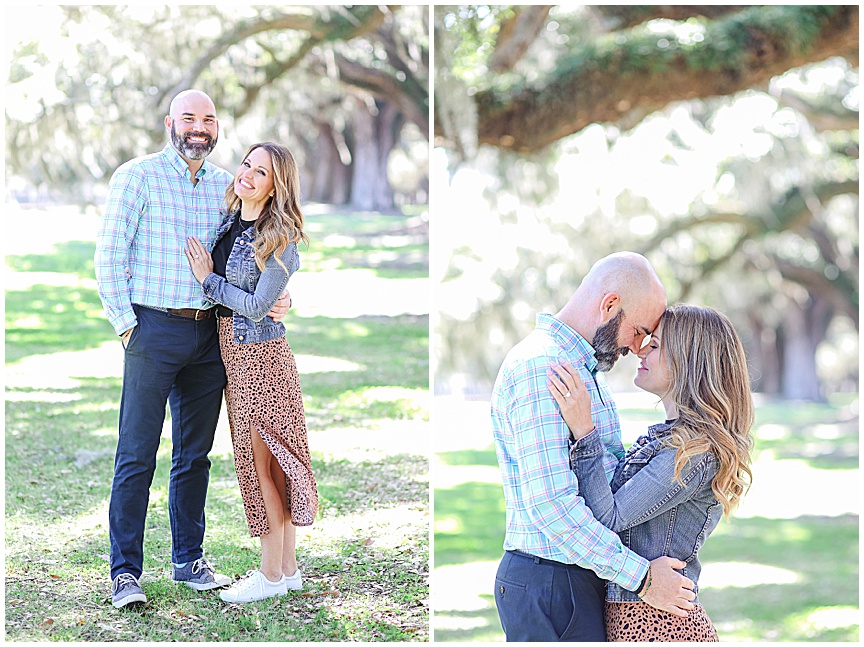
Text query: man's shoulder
112 150 169 180
205 161 234 183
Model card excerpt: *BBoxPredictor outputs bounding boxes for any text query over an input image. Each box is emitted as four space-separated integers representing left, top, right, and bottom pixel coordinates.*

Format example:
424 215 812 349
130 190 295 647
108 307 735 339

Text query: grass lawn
432 389 859 642
5 203 430 642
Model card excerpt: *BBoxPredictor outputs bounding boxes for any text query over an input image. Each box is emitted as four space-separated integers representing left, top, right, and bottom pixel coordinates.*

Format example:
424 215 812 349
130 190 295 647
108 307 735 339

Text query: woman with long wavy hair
185 141 318 603
547 304 754 641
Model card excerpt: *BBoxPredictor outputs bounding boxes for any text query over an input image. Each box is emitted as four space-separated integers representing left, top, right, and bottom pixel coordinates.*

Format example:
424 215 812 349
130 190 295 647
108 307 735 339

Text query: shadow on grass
316 454 429 516
7 241 97 277
435 480 504 568
699 514 859 641
5 283 116 363
433 602 502 643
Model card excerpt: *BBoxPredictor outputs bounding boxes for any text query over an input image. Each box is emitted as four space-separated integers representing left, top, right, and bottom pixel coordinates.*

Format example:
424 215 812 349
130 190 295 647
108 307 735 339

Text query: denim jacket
201 210 299 345
570 422 720 603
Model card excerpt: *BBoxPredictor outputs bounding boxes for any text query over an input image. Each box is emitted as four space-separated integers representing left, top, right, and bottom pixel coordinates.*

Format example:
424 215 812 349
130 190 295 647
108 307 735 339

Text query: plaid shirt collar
535 313 599 374
161 143 213 181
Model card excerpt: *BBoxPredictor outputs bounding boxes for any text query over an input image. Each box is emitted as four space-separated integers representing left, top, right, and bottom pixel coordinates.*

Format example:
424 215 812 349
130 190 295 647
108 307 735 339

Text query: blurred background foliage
6 4 428 211
433 4 859 403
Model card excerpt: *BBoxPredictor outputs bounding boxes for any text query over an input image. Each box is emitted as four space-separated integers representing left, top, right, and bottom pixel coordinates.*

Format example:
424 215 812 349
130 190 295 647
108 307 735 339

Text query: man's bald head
167 90 216 120
579 252 666 310
558 252 667 369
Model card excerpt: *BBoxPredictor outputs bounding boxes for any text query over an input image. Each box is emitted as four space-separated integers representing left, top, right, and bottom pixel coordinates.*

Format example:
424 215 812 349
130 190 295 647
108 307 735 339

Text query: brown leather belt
166 308 213 320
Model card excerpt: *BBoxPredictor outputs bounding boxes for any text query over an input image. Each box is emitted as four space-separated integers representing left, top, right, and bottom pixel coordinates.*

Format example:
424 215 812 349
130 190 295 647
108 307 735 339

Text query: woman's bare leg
251 425 284 582
267 458 298 577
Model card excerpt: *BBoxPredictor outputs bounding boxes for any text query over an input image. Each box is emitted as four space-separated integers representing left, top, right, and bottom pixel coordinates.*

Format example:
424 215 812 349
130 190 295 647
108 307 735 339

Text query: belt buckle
194 309 206 321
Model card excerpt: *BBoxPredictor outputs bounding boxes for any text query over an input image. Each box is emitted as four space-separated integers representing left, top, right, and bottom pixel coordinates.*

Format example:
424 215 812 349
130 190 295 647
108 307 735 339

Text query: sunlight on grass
6 499 110 558
700 562 800 588
758 423 788 440
434 517 462 533
737 455 858 519
433 561 499 613
290 269 428 318
804 607 859 631
321 234 357 248
6 391 82 403
5 343 122 384
311 423 430 463
295 354 364 373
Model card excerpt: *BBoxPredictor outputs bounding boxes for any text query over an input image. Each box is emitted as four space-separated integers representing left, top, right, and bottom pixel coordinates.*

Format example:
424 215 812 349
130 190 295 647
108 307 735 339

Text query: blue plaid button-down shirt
95 145 234 335
491 313 649 591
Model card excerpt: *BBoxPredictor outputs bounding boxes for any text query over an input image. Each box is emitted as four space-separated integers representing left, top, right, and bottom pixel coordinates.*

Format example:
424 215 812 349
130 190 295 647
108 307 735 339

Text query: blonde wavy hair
224 142 309 273
658 304 754 518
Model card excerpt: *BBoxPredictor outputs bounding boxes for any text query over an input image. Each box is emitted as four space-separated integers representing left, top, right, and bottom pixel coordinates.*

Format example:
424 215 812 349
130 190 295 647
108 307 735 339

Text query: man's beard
171 123 217 160
593 310 630 372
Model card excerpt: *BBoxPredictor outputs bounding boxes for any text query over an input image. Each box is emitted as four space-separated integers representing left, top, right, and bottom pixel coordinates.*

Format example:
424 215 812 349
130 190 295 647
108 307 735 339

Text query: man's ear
164 115 172 132
598 292 621 323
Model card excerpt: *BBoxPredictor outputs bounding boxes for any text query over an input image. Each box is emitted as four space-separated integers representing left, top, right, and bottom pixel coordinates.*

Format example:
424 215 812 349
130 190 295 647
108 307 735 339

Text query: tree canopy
435 5 858 153
7 5 429 210
434 5 858 401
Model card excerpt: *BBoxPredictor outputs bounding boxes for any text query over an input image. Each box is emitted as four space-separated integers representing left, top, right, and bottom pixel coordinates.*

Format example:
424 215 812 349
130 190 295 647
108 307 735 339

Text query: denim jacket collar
647 421 674 441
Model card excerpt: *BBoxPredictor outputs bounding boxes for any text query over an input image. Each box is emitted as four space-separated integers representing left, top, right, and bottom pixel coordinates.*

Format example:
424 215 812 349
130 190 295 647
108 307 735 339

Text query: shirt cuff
110 310 138 336
614 552 650 592
569 427 602 457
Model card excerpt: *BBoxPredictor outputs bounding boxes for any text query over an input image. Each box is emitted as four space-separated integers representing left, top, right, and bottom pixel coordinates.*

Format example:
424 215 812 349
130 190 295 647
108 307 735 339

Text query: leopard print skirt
218 317 318 536
605 601 718 642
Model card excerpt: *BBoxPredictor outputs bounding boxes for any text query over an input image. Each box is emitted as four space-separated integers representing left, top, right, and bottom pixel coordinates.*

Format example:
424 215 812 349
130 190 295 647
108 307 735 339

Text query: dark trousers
109 305 226 580
495 550 607 642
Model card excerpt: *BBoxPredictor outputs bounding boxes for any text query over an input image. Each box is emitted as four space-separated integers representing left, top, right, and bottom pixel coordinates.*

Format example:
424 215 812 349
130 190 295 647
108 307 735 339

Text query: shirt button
238 335 244 341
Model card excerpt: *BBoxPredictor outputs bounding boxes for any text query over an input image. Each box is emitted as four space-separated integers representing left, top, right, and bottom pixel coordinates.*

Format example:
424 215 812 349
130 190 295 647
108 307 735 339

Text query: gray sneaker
172 557 231 591
112 573 147 608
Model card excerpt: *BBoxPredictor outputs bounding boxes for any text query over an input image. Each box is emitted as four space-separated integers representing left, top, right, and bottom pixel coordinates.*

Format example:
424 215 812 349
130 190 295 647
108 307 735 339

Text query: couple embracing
95 90 318 608
492 252 754 641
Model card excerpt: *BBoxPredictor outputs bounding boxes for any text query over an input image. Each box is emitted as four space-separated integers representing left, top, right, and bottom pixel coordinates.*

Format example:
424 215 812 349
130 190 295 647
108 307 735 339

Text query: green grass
5 206 429 642
433 395 859 642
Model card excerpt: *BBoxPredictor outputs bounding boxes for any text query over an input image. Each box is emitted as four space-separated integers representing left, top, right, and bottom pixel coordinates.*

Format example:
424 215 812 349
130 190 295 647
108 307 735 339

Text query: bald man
95 90 289 608
491 252 695 641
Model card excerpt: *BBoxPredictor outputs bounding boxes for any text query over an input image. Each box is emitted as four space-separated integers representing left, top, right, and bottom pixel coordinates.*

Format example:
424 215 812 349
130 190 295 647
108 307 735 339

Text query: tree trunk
747 313 781 394
348 97 400 211
779 296 833 401
307 122 351 205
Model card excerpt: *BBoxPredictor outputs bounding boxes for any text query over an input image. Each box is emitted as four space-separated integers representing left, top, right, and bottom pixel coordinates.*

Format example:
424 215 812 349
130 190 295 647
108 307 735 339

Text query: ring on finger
564 390 571 398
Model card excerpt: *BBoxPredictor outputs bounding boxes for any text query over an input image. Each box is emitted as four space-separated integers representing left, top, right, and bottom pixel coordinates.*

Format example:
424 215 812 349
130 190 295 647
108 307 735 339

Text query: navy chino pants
495 550 607 642
109 305 226 580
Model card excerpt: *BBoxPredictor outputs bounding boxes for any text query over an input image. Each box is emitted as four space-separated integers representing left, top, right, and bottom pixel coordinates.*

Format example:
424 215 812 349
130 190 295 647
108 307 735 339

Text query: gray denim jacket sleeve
570 429 714 532
201 243 296 322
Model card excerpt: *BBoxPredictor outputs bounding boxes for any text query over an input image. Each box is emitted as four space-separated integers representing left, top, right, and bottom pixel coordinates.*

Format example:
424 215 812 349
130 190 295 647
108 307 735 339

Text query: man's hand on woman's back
640 556 696 617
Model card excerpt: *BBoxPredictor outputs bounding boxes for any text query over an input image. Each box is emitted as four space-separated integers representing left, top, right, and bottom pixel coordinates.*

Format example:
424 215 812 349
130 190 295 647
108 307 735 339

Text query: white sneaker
219 570 286 603
285 569 303 591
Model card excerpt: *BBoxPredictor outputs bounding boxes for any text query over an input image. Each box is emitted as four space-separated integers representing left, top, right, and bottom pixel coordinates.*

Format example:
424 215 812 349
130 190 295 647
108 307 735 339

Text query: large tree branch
775 88 861 132
592 6 747 31
473 5 858 152
641 179 859 254
677 234 749 300
159 5 392 112
334 55 428 136
488 6 554 72
773 257 858 324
